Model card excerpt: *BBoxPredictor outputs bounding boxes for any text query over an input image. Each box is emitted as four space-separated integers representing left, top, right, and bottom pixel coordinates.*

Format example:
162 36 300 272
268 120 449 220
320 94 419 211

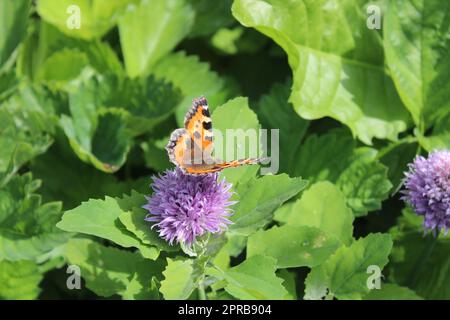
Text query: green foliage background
0 0 449 300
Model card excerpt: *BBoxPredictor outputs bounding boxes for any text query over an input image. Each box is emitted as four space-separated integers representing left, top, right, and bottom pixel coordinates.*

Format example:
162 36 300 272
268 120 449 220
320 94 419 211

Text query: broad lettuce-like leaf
37 0 132 40
304 233 393 300
222 255 288 300
282 181 354 245
57 192 163 260
0 260 43 299
384 0 450 126
0 173 71 261
119 0 195 77
65 238 163 299
152 51 232 126
0 0 30 68
229 174 308 235
247 225 340 268
232 0 410 145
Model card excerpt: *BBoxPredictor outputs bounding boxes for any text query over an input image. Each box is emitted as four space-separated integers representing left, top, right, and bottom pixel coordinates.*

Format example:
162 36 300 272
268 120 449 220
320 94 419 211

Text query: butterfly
166 96 266 175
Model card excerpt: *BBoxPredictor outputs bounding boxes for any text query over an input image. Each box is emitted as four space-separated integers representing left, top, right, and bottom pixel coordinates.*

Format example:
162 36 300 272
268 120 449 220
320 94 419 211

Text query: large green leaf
0 173 71 261
229 174 308 235
37 0 133 40
57 193 161 260
222 255 288 300
247 225 340 268
65 238 163 299
0 0 30 68
384 0 450 126
119 0 195 77
304 233 393 300
232 0 410 145
152 51 232 126
283 181 354 245
0 260 43 299
255 81 309 174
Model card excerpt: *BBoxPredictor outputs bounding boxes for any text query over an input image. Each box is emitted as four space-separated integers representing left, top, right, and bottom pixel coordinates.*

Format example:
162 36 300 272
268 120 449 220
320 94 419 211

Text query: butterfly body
166 97 265 175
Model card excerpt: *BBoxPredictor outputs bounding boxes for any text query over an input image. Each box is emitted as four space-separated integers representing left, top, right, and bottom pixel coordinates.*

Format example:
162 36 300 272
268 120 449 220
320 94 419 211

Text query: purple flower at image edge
143 168 236 246
402 150 450 235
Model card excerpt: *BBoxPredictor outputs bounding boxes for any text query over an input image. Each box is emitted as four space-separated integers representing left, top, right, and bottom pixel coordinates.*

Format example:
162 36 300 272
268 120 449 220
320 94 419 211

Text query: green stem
408 233 438 288
198 277 207 300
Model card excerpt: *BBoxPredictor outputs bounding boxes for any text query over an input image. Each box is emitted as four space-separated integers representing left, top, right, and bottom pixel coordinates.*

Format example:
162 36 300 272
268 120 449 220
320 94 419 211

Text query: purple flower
143 168 235 246
402 150 450 235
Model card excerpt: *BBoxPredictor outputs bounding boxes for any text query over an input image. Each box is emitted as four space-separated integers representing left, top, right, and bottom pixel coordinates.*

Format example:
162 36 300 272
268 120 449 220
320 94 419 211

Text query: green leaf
212 97 264 183
389 210 450 299
384 0 450 126
247 225 340 268
255 81 309 174
416 114 450 151
0 0 30 68
336 149 392 216
0 260 43 299
0 173 71 261
160 257 199 300
31 135 146 210
37 0 132 40
61 107 131 173
65 238 164 298
188 0 234 38
290 129 355 183
277 269 297 300
363 284 423 300
119 0 195 77
35 48 89 88
232 0 410 145
57 194 160 260
117 191 177 252
17 21 124 80
377 137 418 189
229 174 308 235
284 181 354 245
152 51 231 126
305 233 393 300
223 255 288 300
